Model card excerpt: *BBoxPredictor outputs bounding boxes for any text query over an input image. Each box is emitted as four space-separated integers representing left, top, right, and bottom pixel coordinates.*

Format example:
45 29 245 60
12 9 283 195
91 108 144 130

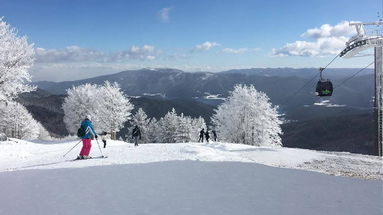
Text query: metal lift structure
340 21 383 156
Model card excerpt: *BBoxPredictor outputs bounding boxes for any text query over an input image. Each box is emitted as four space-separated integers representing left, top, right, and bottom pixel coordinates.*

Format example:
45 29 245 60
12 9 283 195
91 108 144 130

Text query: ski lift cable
333 61 374 90
280 72 320 106
280 53 340 106
322 53 341 72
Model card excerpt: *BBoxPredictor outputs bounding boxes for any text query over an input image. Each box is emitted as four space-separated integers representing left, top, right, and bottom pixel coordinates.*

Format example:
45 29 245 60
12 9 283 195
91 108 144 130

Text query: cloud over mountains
273 21 356 57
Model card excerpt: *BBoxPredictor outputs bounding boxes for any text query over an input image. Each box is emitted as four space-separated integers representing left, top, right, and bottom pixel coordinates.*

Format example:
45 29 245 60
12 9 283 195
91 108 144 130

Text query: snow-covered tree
146 118 160 143
62 82 134 135
62 83 99 134
37 122 51 140
97 81 134 134
0 102 40 139
0 18 35 103
130 108 150 143
154 108 207 143
174 113 192 143
157 108 179 143
211 84 283 146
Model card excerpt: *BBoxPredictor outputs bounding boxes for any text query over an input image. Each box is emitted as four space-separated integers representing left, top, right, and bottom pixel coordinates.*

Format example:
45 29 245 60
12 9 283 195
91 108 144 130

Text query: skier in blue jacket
78 115 97 159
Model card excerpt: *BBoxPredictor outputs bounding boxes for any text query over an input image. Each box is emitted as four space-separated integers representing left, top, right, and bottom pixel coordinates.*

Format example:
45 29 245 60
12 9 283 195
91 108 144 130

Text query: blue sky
1 0 380 81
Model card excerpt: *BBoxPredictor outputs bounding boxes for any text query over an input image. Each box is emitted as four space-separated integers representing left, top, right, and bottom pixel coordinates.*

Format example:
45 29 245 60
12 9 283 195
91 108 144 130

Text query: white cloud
273 37 349 57
221 48 260 54
35 46 104 63
112 45 158 61
194 41 220 51
301 21 355 39
31 62 143 82
158 7 172 22
35 45 159 64
33 45 160 81
273 21 357 57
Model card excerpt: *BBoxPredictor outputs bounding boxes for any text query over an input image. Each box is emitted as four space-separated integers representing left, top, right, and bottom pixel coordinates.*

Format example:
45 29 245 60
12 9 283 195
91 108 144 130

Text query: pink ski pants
80 139 92 156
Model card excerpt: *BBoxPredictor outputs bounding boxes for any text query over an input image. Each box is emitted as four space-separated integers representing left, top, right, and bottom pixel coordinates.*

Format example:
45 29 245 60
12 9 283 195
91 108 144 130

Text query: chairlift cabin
315 68 333 97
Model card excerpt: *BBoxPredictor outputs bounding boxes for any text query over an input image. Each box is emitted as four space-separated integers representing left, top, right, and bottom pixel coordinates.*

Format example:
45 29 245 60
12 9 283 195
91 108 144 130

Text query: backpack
77 127 85 138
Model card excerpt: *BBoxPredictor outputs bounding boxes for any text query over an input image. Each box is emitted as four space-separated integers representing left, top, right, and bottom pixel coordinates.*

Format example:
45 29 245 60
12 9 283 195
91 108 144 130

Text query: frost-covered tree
62 82 134 135
158 108 179 143
211 84 283 146
155 108 207 143
37 122 51 140
174 113 192 143
130 108 150 143
147 118 160 143
0 102 41 139
62 83 99 134
97 81 134 134
0 18 35 103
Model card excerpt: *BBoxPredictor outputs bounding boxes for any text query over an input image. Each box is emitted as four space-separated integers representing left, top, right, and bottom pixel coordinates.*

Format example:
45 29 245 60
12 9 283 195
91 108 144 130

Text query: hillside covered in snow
0 139 381 215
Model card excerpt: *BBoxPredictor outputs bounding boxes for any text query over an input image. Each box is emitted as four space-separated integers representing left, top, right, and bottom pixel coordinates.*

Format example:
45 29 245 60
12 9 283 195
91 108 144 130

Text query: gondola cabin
315 80 333 96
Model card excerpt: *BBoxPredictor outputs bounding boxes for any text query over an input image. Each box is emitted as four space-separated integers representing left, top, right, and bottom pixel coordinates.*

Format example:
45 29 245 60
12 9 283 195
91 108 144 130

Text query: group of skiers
76 115 215 159
198 128 217 143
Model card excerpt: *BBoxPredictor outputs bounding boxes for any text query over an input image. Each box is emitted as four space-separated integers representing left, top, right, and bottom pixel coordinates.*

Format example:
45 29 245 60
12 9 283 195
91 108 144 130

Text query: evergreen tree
174 113 191 143
0 102 41 139
158 108 179 143
147 118 160 143
154 108 206 143
131 108 150 143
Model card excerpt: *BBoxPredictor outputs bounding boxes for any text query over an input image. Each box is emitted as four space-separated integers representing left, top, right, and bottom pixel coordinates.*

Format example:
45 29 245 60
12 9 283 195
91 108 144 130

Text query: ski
72 155 108 161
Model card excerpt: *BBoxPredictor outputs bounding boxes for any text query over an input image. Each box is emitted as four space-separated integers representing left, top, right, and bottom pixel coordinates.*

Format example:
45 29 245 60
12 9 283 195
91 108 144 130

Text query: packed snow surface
0 139 382 215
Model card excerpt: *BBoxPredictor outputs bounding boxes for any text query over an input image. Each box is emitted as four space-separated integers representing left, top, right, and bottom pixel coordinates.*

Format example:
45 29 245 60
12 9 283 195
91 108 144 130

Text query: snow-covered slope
1 139 382 179
0 140 382 215
1 161 381 215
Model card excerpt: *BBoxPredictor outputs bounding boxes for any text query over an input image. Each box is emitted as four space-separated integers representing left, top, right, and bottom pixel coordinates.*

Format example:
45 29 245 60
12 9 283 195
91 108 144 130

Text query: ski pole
95 138 105 157
63 140 82 157
88 128 104 157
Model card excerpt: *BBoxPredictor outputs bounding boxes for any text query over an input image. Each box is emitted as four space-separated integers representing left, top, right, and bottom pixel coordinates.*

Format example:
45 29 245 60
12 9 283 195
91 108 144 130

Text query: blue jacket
80 119 97 139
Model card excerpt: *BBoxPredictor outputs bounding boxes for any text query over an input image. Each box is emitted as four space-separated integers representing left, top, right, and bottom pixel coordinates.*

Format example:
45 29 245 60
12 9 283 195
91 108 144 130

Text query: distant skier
212 130 217 141
205 130 210 143
100 131 108 148
132 125 141 147
78 115 97 159
198 128 205 142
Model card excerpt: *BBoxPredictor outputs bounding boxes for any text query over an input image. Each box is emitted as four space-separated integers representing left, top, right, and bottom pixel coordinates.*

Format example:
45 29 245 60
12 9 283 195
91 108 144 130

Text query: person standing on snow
132 125 141 147
100 131 108 148
198 128 205 142
205 130 210 143
78 115 97 159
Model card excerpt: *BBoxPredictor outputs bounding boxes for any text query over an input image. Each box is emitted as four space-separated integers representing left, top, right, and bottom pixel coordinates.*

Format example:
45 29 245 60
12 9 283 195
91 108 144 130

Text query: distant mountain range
34 68 374 112
21 68 377 154
221 67 373 79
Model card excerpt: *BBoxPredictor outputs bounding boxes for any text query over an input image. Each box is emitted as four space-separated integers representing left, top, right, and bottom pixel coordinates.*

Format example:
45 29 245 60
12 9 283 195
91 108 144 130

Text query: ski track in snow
0 139 382 180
